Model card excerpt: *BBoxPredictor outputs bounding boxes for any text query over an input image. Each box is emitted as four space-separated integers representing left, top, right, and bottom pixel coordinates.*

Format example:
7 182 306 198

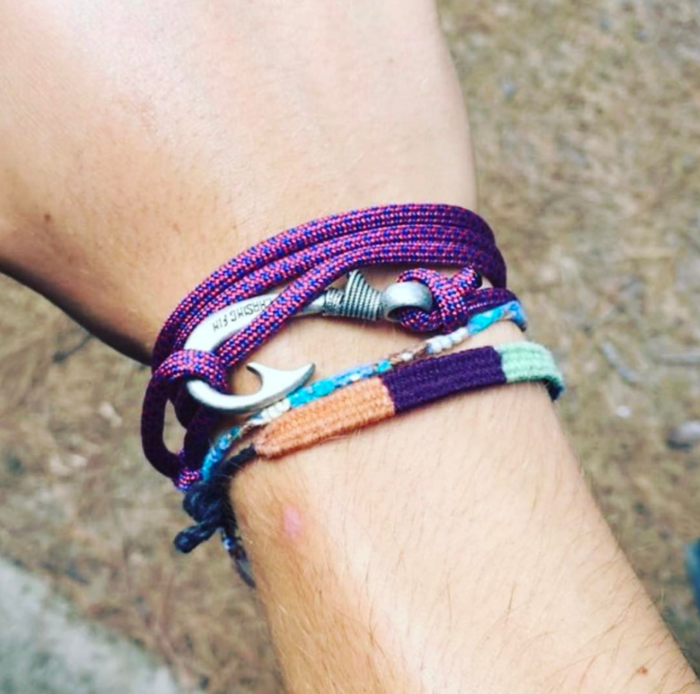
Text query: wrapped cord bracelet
143 203 515 481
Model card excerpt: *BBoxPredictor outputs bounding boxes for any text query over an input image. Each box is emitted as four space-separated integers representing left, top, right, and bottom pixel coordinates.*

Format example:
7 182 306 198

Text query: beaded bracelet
176 341 563 586
195 299 527 486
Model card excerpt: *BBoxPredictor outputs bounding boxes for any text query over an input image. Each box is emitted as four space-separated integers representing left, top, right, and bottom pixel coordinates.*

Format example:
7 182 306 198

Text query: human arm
1 1 698 692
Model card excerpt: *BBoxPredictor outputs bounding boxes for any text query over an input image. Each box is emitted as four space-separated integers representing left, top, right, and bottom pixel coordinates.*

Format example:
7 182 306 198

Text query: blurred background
1 1 699 692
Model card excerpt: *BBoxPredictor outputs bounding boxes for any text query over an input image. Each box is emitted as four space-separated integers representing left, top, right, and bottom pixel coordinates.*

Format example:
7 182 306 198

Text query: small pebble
615 405 632 419
501 81 518 100
97 401 122 428
667 420 700 450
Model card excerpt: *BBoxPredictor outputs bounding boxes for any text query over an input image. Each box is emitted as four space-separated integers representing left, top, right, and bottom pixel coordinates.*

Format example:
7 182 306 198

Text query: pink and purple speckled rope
142 203 515 482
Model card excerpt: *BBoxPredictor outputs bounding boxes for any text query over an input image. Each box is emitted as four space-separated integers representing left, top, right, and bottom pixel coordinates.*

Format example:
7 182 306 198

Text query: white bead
279 400 291 413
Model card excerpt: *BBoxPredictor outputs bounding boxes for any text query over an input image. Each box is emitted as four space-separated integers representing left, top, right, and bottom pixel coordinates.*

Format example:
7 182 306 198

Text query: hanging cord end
173 446 257 553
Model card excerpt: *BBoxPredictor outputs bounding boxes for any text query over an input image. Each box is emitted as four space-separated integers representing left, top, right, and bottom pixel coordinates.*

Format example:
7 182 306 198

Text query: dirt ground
0 557 199 694
1 0 699 691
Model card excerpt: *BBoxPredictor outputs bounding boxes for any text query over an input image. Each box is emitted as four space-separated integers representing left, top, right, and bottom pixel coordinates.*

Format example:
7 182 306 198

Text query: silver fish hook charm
184 272 433 413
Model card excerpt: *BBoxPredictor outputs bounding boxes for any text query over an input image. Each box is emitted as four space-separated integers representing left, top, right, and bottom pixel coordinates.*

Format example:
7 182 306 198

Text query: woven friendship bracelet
174 341 564 580
195 299 527 486
253 341 563 458
143 204 517 482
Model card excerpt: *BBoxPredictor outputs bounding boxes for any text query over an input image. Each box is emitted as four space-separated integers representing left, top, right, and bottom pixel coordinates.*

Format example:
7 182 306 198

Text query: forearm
232 320 698 693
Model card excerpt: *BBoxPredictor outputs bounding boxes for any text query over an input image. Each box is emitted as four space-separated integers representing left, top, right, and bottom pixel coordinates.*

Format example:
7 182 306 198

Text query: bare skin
1 1 698 692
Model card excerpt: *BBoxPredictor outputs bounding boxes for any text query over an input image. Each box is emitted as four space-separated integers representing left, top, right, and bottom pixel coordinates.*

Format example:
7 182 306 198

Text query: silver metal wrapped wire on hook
321 271 383 320
321 271 434 321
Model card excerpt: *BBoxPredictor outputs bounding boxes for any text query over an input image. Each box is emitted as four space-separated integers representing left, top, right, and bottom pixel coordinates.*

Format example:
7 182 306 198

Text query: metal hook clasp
183 272 433 413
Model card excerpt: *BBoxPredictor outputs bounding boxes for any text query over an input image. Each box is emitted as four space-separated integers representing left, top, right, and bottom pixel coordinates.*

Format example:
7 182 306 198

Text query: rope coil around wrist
139 203 565 588
142 204 516 485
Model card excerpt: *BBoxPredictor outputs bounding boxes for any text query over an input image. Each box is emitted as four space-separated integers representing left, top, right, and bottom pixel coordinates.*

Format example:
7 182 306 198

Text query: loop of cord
142 204 513 480
394 267 503 333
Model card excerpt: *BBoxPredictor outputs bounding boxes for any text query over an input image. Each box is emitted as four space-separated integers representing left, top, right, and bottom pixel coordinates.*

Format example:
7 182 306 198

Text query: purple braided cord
143 203 513 481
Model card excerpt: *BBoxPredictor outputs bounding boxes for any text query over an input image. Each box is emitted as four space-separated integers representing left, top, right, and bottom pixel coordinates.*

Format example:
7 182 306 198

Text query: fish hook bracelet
142 204 518 484
182 270 435 413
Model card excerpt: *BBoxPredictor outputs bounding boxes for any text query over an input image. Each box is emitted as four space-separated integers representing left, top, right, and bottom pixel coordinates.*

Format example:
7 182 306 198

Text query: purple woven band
142 203 514 480
381 346 506 412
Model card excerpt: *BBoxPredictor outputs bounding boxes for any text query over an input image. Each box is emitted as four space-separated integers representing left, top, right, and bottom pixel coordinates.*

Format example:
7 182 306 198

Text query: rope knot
154 349 229 394
394 268 482 333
